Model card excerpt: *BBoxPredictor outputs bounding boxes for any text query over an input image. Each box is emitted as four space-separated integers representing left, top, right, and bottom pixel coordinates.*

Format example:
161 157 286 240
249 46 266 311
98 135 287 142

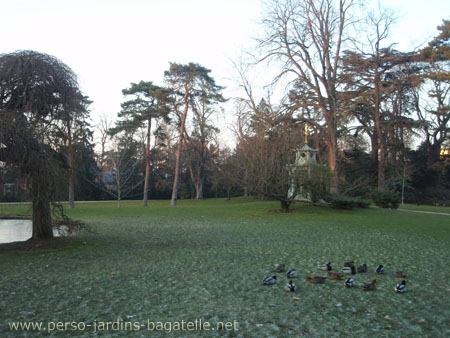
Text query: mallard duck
343 261 354 267
375 265 385 274
262 275 277 285
357 264 367 273
286 269 298 278
396 271 407 278
284 280 296 292
305 276 326 284
362 280 377 291
317 262 332 271
275 264 286 273
342 265 356 275
328 271 344 280
344 278 355 287
394 280 407 293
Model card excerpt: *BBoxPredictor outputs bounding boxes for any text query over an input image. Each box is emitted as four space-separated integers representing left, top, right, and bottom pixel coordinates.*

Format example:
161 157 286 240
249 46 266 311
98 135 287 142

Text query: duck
284 280 296 292
362 280 377 291
317 262 332 271
344 278 355 287
275 264 286 273
342 265 356 275
343 261 354 267
396 271 407 278
375 265 385 274
286 269 298 278
357 264 367 273
328 271 344 280
305 276 326 284
262 275 277 285
394 280 407 293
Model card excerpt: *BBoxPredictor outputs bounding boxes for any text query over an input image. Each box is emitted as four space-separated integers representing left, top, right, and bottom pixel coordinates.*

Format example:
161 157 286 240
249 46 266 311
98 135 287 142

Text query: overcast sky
1 0 449 140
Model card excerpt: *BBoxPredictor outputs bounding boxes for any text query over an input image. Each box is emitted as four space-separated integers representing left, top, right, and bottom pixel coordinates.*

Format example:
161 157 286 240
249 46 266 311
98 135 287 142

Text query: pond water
0 219 67 244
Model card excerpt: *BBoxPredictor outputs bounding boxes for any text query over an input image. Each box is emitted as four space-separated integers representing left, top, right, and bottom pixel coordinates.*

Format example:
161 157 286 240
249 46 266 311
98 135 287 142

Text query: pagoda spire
304 123 309 144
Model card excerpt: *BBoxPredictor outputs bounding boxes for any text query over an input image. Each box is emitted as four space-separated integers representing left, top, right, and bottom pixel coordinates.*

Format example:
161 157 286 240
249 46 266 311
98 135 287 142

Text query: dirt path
397 208 450 216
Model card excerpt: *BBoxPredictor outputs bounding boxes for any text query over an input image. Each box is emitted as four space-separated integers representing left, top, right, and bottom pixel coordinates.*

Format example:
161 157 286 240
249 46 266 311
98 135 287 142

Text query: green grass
1 198 449 337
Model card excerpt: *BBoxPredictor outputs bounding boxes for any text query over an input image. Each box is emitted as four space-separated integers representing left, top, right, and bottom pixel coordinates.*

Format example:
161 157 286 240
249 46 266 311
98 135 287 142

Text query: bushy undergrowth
371 189 401 209
328 194 371 209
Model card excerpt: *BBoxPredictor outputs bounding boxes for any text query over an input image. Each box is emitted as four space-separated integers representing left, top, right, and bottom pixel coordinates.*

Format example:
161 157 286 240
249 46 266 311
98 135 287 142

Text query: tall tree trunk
67 122 75 209
116 161 121 208
31 167 53 239
117 185 121 208
187 159 197 199
427 143 440 168
374 42 385 191
143 118 152 207
280 200 291 213
196 159 205 200
324 119 339 194
370 133 379 169
196 169 204 200
195 130 207 200
378 139 386 190
68 167 74 208
328 139 339 194
171 86 189 207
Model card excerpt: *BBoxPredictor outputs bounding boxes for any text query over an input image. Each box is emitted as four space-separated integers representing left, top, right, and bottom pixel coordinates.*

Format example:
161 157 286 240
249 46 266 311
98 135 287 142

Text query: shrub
354 197 371 208
371 189 400 209
328 194 370 209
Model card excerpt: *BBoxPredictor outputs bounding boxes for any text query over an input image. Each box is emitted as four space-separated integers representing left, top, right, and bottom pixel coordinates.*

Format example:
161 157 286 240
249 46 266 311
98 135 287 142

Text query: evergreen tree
164 63 224 206
111 81 171 207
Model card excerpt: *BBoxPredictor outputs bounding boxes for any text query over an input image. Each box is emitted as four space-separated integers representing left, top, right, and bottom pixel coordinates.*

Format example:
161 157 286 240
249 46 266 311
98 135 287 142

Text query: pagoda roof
294 144 318 152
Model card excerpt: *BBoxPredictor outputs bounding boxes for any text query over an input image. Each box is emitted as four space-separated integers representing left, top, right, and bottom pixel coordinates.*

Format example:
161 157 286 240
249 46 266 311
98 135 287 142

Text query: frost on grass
0 201 448 337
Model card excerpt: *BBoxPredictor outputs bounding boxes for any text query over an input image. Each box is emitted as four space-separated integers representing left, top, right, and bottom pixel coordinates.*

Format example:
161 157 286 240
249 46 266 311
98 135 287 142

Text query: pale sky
1 0 449 141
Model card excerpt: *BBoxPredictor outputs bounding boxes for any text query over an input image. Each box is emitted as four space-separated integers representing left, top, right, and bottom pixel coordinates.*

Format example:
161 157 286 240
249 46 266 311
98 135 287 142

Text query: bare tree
255 0 356 191
95 114 113 172
106 133 143 207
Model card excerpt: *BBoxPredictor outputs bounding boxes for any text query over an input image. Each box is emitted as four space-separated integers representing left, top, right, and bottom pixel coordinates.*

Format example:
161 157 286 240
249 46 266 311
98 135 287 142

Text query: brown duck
305 276 326 284
328 271 344 280
275 264 286 273
357 264 367 273
362 280 377 291
396 271 407 278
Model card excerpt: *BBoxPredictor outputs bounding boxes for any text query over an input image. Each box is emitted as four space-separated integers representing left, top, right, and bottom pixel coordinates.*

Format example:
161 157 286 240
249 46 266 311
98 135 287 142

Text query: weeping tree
0 50 82 239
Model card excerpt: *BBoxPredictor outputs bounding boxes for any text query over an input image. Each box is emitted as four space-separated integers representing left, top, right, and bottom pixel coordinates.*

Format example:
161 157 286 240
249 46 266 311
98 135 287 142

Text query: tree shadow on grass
0 238 91 254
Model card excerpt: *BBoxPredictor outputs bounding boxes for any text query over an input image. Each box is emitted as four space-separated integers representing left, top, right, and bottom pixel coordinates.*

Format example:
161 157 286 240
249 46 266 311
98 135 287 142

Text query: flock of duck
262 262 407 293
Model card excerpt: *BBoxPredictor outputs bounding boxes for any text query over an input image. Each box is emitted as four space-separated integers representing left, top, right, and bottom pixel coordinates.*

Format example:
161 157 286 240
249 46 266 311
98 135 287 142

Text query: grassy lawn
1 198 449 337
